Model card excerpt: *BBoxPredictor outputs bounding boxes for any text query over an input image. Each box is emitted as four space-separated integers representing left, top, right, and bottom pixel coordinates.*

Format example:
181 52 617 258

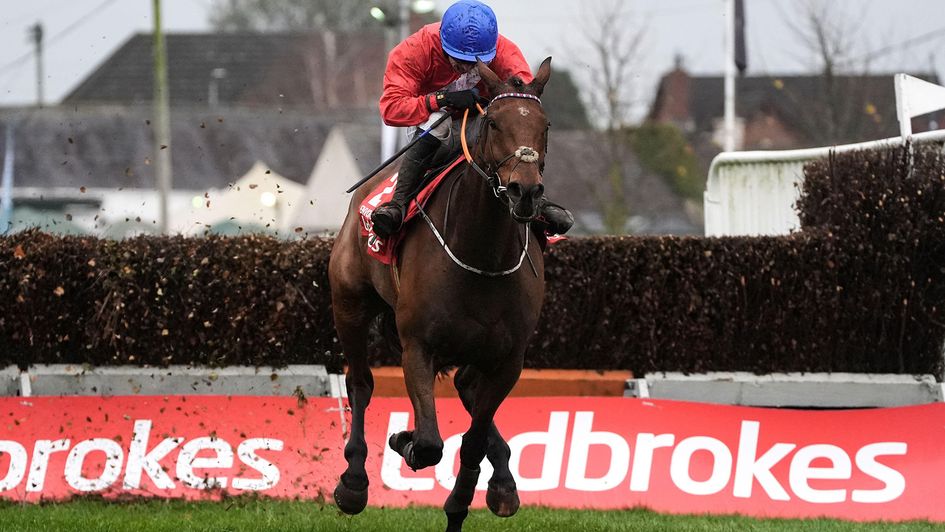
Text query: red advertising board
0 395 942 523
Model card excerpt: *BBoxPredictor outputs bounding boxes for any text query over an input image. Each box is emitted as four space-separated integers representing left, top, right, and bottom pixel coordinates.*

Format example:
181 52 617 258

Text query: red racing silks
0 396 942 523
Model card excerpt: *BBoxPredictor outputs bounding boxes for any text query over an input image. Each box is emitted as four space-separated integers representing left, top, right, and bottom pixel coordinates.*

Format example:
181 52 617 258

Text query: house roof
171 161 306 235
336 123 384 177
649 69 942 146
0 106 371 190
62 32 387 110
288 124 381 233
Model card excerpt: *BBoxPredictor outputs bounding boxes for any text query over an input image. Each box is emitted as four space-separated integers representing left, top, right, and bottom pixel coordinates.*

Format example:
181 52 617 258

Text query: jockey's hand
434 89 483 111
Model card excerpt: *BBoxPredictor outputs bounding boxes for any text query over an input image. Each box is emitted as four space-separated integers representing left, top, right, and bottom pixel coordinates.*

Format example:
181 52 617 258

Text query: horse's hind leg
331 286 380 515
453 366 519 518
444 360 522 531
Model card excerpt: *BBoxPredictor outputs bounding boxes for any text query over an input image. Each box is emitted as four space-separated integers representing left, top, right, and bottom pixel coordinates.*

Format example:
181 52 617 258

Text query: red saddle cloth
359 156 466 264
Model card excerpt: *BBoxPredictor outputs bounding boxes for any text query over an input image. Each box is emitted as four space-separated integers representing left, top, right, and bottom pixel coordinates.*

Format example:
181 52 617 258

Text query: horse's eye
488 119 498 130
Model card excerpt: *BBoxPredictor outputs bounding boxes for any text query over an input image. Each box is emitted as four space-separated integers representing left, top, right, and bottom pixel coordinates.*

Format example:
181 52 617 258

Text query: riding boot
371 134 441 239
538 199 575 235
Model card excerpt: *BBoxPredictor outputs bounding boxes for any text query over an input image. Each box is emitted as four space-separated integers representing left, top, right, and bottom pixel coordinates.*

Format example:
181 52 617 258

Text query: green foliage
0 232 338 370
541 67 591 130
630 122 701 200
600 162 629 233
537 145 945 377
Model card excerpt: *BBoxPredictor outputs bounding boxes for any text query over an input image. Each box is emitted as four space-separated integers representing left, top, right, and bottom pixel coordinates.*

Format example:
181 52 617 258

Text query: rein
415 92 544 278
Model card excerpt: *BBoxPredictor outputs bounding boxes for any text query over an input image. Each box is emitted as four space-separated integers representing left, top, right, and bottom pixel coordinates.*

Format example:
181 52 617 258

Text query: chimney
652 54 693 132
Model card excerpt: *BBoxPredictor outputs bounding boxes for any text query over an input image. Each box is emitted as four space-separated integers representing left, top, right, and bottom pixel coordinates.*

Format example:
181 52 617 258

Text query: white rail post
722 0 736 152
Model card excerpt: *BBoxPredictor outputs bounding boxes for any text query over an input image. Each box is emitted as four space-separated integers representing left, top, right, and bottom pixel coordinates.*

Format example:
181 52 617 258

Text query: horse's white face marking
518 106 530 116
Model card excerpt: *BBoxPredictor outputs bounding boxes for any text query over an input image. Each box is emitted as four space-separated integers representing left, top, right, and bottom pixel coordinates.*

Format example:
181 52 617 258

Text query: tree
576 0 646 233
778 0 880 145
208 0 377 33
208 0 384 110
630 123 700 201
580 0 645 133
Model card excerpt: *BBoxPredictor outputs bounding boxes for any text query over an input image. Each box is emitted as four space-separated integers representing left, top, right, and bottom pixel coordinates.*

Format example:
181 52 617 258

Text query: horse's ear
477 59 502 93
529 57 552 96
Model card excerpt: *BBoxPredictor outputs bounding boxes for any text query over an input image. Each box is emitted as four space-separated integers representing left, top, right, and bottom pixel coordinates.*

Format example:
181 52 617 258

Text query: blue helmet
440 0 498 63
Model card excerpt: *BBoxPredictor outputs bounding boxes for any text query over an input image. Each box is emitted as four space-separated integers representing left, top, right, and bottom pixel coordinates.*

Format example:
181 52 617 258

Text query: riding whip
345 113 451 194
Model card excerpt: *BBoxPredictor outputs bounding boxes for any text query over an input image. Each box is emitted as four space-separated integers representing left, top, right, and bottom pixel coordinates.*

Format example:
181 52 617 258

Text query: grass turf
0 499 942 532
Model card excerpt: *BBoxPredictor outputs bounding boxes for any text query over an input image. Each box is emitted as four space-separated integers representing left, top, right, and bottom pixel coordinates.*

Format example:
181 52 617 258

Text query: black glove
434 89 483 111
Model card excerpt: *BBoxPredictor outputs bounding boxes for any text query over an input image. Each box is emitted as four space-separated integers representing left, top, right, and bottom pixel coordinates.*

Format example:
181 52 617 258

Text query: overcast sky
0 0 943 119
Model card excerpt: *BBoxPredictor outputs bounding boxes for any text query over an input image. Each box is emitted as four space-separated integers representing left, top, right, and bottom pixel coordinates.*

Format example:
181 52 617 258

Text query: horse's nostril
533 183 545 201
506 182 523 200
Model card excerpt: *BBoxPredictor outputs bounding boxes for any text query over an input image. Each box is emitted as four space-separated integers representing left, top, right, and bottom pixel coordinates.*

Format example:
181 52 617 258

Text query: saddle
359 156 466 265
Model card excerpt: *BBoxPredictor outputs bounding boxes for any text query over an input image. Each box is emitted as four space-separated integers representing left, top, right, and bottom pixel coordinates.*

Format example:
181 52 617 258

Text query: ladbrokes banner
0 396 942 522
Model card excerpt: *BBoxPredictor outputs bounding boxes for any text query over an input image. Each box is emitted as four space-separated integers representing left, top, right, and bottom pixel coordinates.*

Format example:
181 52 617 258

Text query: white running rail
704 128 945 236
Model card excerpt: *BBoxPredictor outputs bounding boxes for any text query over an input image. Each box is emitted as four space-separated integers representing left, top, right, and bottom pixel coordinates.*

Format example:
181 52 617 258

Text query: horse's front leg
390 340 444 470
444 359 522 532
453 365 519 518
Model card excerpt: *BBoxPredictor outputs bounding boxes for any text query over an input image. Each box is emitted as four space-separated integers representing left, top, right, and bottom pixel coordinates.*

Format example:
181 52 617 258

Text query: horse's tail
368 307 402 363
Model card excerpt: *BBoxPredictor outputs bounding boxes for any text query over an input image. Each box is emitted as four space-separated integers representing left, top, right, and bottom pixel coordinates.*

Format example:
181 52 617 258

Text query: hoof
408 442 443 470
486 482 520 517
388 430 413 454
333 479 368 515
445 509 469 532
389 431 442 470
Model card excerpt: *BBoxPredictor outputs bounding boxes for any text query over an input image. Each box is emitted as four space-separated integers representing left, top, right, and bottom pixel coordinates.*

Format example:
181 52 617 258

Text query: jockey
371 0 575 239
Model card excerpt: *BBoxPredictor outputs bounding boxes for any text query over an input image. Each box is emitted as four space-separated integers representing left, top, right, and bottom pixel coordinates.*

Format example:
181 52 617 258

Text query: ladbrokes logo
0 420 283 494
381 411 908 504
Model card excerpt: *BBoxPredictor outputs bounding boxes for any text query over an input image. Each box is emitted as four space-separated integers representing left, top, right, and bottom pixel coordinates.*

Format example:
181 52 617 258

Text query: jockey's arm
379 34 434 127
379 67 431 126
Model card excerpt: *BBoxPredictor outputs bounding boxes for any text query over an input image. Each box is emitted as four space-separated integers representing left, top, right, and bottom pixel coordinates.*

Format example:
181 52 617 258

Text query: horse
328 57 553 532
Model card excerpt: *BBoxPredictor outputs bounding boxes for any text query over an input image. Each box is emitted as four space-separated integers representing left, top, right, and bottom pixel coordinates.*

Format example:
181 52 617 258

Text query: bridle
462 92 545 203
414 91 545 278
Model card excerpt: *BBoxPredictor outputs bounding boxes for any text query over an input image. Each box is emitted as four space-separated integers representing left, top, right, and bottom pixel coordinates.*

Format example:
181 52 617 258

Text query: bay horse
328 57 553 532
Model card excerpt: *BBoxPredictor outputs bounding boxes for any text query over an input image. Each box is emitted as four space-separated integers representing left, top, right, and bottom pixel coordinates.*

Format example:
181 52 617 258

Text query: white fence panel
704 129 945 236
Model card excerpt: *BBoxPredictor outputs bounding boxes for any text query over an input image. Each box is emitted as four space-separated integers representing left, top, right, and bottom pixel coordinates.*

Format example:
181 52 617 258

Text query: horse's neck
437 165 530 269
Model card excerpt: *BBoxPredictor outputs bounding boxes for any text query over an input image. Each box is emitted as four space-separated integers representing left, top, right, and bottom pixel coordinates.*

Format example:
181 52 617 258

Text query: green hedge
1 144 943 376
0 234 338 369
532 145 945 377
